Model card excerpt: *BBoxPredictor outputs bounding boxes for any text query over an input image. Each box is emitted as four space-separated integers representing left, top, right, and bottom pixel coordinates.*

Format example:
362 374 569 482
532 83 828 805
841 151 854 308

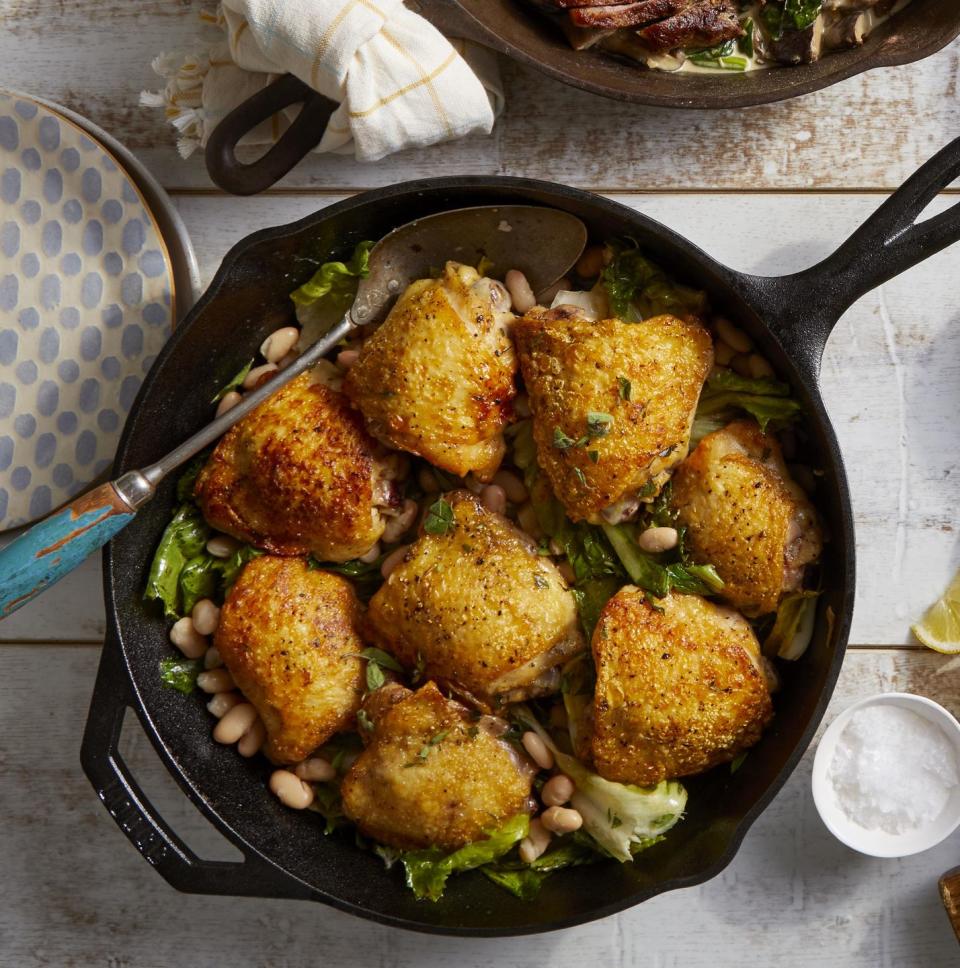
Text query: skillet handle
80 638 313 900
205 74 338 195
807 135 960 314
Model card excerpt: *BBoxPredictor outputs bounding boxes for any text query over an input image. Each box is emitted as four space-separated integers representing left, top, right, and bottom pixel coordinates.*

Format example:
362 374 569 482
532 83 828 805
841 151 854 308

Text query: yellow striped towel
141 0 503 163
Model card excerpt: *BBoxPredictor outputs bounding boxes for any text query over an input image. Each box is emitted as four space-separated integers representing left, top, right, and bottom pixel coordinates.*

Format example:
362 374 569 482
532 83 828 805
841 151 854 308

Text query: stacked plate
0 91 198 530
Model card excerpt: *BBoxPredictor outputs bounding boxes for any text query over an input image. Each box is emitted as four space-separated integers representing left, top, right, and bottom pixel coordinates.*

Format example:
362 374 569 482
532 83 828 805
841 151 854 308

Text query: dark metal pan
83 136 960 935
204 0 960 194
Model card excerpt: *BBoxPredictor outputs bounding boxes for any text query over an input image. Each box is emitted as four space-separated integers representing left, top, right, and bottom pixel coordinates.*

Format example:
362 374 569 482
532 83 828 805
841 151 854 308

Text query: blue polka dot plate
0 92 176 529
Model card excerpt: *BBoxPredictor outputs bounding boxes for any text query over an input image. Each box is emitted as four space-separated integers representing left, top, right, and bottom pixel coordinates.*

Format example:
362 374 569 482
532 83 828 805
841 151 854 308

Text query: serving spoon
0 205 587 618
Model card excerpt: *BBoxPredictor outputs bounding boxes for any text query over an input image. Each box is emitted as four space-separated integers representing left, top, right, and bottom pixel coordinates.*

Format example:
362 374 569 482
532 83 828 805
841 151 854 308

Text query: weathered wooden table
2 4 959 965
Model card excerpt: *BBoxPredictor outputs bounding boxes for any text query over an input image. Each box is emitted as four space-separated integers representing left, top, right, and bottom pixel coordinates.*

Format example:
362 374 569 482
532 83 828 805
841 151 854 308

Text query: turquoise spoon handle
0 482 136 617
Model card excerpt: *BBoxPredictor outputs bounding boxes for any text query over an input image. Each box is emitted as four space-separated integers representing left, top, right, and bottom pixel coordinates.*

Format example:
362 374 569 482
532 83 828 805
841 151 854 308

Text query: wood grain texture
1 0 958 191
3 192 955 646
0 645 957 967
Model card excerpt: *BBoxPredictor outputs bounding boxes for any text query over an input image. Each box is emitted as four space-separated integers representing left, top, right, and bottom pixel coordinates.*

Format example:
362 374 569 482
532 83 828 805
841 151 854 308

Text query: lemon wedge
912 568 960 653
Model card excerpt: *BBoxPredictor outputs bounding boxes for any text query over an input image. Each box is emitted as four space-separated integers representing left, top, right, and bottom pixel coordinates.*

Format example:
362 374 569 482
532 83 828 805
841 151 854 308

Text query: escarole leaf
764 590 820 660
695 370 802 434
401 814 530 901
514 707 686 862
601 523 723 600
602 241 707 322
290 240 373 308
211 360 253 403
145 505 210 619
159 657 203 694
483 838 600 899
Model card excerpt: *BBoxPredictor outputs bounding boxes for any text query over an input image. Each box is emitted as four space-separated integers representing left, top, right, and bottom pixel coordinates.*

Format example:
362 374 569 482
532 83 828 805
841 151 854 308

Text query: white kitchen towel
141 1 502 163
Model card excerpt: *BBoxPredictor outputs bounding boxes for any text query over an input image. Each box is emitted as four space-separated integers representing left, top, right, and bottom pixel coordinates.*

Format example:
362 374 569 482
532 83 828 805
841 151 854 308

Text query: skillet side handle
205 74 338 195
745 135 960 379
940 867 960 944
81 639 313 901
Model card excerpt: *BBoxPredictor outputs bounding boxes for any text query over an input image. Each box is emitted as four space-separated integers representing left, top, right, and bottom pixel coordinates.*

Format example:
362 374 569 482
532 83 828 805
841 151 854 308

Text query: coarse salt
828 704 960 835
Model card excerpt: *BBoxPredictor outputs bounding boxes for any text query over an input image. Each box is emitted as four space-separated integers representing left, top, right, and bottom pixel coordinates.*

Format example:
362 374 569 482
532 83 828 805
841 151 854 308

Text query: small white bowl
812 692 960 857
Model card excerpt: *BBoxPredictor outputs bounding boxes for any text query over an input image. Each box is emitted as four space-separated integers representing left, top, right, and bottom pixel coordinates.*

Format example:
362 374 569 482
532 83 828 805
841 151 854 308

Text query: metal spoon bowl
0 204 587 617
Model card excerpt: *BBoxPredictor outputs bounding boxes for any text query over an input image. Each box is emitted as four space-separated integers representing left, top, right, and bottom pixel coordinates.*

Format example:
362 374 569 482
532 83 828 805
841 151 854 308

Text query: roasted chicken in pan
214 556 366 764
514 307 713 524
366 491 585 710
341 682 536 850
195 370 394 562
670 419 823 617
344 261 518 481
590 586 775 785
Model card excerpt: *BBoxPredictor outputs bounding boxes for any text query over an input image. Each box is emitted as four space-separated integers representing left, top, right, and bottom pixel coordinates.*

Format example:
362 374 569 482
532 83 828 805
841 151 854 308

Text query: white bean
418 467 439 493
716 318 752 354
359 542 381 564
505 269 536 314
242 362 278 390
269 770 315 810
276 349 300 371
260 326 300 364
237 718 266 757
294 756 336 782
336 349 359 370
519 818 552 864
731 353 753 378
206 691 241 718
197 668 235 694
191 598 220 636
464 473 484 495
541 774 576 807
637 526 678 554
381 499 418 543
713 340 735 366
541 805 583 835
169 617 207 659
521 731 554 771
213 702 257 744
493 469 527 504
749 353 775 379
575 245 605 279
381 544 410 579
516 502 542 540
480 484 507 515
204 646 223 670
215 390 242 418
557 561 576 586
206 534 240 558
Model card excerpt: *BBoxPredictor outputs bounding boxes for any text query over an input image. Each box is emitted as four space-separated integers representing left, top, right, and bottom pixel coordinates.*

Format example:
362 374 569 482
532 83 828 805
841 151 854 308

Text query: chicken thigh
214 556 366 764
343 262 517 481
195 370 394 562
341 682 536 851
591 587 774 784
514 307 713 523
366 491 585 710
670 419 823 617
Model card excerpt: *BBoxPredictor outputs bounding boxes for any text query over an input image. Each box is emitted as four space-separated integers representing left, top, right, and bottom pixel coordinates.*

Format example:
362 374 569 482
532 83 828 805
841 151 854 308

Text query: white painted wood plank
5 191 954 645
0 1 957 191
0 645 956 967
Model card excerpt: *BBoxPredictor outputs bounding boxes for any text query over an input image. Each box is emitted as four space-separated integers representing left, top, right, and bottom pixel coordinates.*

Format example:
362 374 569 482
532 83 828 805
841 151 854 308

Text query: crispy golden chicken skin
195 370 393 562
366 491 585 710
341 682 535 850
670 419 823 617
343 262 517 481
215 556 366 764
514 307 713 524
591 587 773 784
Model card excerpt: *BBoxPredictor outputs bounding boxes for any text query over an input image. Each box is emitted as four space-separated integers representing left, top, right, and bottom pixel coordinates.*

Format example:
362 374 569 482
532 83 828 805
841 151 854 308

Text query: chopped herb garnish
423 498 454 535
412 650 427 685
573 467 588 487
357 709 375 733
618 376 632 401
348 646 403 692
404 729 451 768
553 427 577 450
587 450 600 464
586 412 614 438
533 573 549 589
211 360 253 403
730 751 748 774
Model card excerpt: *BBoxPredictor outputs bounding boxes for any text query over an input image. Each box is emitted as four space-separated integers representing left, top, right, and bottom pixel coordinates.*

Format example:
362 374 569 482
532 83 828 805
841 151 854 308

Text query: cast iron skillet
204 0 960 194
83 137 960 935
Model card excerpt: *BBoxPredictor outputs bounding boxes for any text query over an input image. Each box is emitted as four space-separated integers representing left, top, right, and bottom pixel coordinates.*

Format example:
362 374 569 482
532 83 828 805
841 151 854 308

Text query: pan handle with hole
732 135 960 379
205 74 337 196
80 636 314 899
